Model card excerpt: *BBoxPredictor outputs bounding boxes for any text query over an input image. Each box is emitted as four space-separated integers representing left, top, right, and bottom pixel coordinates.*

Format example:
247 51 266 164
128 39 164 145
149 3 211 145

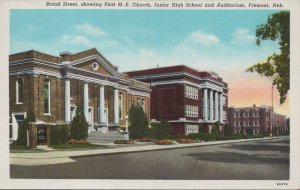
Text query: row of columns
64 79 119 125
203 88 224 123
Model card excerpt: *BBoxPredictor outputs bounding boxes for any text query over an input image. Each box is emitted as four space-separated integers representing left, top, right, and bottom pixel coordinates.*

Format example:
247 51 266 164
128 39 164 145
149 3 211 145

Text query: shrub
138 137 155 142
223 124 233 137
148 120 172 139
114 140 135 144
70 106 88 140
176 138 194 144
154 139 175 145
67 139 89 144
128 104 149 139
16 112 35 145
50 125 70 145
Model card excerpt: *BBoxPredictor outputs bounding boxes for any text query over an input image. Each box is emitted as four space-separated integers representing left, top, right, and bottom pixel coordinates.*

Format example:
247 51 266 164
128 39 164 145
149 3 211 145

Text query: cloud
61 35 92 47
231 28 255 45
75 23 107 37
185 30 220 47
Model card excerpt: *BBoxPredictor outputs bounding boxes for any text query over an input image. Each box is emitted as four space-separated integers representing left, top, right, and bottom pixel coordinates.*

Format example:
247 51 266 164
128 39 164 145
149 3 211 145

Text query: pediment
73 59 113 76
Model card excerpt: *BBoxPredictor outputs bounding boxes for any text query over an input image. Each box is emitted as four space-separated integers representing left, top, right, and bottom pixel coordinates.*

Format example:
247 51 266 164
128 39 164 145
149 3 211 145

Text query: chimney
60 51 73 62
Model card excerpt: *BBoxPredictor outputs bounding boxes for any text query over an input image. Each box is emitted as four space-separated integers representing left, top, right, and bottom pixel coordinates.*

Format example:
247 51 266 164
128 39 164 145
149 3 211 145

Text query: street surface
10 137 289 179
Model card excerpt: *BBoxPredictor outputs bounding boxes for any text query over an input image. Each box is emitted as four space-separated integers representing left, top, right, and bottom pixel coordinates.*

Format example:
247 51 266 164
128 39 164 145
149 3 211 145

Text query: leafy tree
69 106 88 140
128 104 149 139
247 11 289 104
149 120 172 139
16 112 35 145
223 124 233 137
50 125 70 145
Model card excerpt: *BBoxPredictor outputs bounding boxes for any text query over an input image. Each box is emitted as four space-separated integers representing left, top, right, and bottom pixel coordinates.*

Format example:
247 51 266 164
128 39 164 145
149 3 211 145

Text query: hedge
50 125 70 145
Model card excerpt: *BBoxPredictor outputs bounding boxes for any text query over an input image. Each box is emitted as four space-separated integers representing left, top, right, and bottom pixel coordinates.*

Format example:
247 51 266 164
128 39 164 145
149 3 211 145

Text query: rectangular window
185 85 198 100
185 124 199 135
16 78 23 103
185 104 198 117
119 92 123 119
43 80 50 114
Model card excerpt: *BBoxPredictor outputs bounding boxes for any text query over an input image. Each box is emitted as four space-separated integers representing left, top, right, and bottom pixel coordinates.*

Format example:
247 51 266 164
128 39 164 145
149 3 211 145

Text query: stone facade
9 48 151 141
125 65 229 135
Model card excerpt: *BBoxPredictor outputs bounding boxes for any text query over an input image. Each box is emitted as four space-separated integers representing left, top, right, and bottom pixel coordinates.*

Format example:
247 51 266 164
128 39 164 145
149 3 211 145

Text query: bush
114 140 135 144
128 104 149 139
50 125 70 145
154 139 175 145
70 106 88 140
67 139 89 144
148 120 172 139
224 124 233 137
16 112 35 145
138 137 155 142
216 133 244 140
176 138 194 144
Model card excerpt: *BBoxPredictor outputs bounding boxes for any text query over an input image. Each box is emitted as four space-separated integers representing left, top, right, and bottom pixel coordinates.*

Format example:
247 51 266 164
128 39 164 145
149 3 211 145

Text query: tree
149 120 172 139
69 106 88 140
247 11 289 104
16 112 35 145
223 124 233 137
128 104 149 139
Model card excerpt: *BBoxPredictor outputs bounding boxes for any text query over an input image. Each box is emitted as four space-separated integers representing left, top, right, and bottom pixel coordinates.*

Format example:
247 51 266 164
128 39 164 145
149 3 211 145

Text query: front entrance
37 125 47 145
11 113 25 141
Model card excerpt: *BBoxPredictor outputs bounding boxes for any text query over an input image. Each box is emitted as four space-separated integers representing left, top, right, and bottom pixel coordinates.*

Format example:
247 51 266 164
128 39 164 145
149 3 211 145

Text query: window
16 78 23 103
185 124 199 135
43 80 50 114
88 85 92 101
185 104 198 117
118 92 123 119
185 85 198 100
141 99 145 111
70 83 74 99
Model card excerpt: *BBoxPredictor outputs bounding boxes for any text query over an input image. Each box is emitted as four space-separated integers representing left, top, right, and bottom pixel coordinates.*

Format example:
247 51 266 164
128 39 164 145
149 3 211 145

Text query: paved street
10 137 289 179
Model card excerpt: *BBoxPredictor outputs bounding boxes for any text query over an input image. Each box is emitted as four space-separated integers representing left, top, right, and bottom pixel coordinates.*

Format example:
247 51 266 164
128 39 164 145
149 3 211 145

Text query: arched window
43 80 51 114
16 78 23 103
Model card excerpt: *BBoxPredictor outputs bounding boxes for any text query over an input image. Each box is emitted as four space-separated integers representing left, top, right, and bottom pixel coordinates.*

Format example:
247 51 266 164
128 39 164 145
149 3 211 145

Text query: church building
9 48 151 141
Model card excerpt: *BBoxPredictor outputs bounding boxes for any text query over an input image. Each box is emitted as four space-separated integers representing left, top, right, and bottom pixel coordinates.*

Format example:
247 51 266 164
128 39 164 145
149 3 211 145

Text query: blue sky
10 9 289 114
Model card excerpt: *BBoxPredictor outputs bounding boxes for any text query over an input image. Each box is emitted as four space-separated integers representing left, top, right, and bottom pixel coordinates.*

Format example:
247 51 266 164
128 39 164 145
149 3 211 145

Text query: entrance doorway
11 113 25 141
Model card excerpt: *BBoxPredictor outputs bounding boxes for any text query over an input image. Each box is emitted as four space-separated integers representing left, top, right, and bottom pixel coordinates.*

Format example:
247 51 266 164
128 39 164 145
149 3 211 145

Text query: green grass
50 143 107 150
10 144 32 150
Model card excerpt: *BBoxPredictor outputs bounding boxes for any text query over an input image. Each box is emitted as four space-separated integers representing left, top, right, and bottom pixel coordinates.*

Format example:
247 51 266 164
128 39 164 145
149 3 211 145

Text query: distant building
228 105 287 135
9 48 151 141
125 65 229 135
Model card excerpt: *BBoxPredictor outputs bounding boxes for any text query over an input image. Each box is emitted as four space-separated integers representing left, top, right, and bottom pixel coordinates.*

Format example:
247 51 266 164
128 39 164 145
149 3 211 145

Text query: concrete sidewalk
10 137 281 166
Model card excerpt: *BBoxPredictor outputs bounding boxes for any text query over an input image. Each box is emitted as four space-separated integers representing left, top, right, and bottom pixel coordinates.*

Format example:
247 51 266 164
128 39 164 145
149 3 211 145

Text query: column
215 91 219 121
114 88 119 124
99 85 105 123
220 93 223 123
204 88 208 120
64 79 71 122
83 82 89 122
210 89 213 121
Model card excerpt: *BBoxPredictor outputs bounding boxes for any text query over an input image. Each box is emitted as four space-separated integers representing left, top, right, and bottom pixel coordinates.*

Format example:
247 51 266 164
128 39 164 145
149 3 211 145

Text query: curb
70 137 282 159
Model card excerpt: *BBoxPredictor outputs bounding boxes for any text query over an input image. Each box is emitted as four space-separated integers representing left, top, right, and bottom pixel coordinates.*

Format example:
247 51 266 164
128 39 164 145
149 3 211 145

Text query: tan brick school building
9 48 151 141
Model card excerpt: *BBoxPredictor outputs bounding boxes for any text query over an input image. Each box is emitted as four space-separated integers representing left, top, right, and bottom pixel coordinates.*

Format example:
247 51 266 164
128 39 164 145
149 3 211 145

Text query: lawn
50 143 108 150
10 144 32 150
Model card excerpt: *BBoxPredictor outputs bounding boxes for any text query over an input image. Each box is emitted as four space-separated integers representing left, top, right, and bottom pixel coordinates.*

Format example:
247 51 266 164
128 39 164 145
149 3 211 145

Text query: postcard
0 0 299 189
